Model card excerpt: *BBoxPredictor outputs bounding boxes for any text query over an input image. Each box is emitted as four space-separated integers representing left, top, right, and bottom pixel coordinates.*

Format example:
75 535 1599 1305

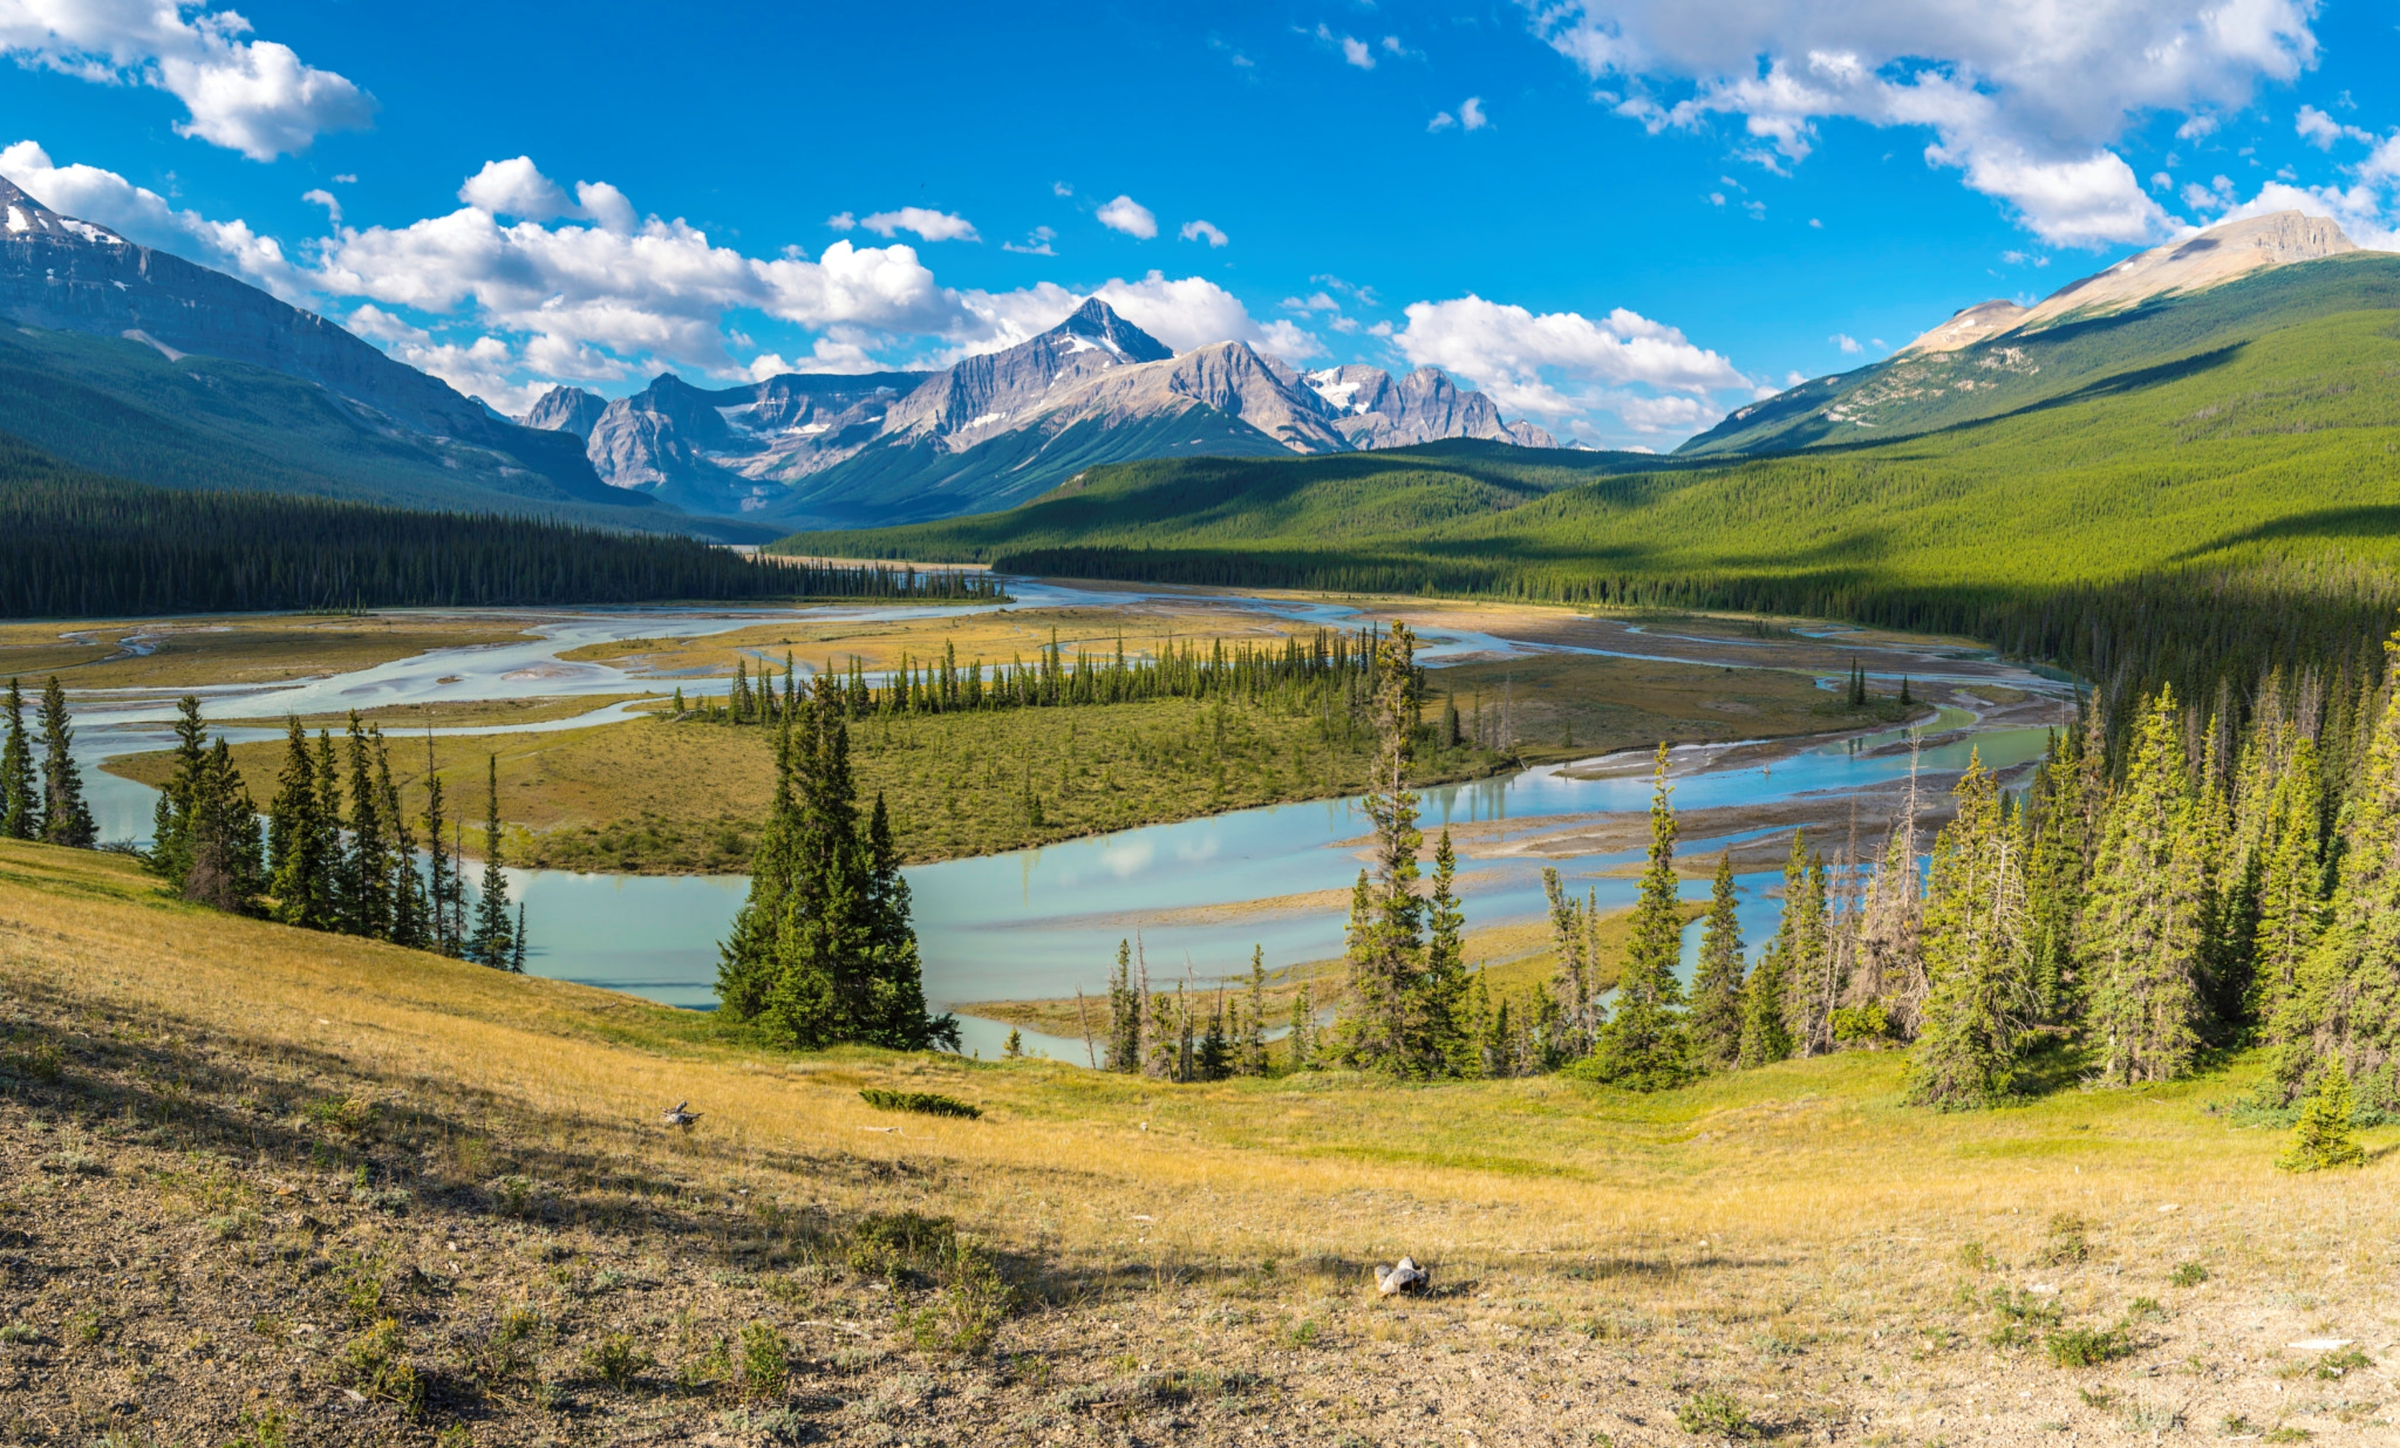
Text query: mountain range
1679 210 2369 457
0 174 739 532
521 300 1561 527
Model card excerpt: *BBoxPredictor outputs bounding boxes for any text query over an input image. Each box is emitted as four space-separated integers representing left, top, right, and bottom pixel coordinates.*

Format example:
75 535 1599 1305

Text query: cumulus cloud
1089 271 1323 359
312 157 972 378
857 207 979 242
1430 99 1488 133
1003 225 1057 256
2297 104 2373 150
1535 0 2321 246
1396 295 1747 436
1179 219 1229 247
1312 23 1374 69
1831 333 1862 353
1095 194 1157 239
301 187 339 225
0 0 375 160
0 137 305 296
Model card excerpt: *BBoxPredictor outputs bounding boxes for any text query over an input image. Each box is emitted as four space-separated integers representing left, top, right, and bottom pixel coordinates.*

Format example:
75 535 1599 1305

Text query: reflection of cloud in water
1172 837 1221 865
1099 841 1156 879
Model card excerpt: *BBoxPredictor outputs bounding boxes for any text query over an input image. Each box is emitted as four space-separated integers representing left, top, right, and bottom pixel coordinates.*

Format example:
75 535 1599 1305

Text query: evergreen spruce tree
343 716 392 938
1908 753 2039 1109
1106 938 1142 1071
379 732 426 950
1688 853 1747 1070
1775 830 1836 1055
1587 745 1692 1090
2023 723 2094 1022
511 902 528 974
151 695 210 890
2252 738 2326 1041
311 730 344 918
266 720 335 929
1334 623 1426 1072
1412 828 1473 1075
1241 945 1270 1076
1542 868 1600 1057
35 677 96 848
2277 1060 2366 1172
0 678 37 841
183 739 262 913
1738 835 1804 1067
1288 983 1315 1070
714 688 955 1050
2079 688 2211 1084
2279 645 2400 1109
469 755 516 968
1197 998 1230 1081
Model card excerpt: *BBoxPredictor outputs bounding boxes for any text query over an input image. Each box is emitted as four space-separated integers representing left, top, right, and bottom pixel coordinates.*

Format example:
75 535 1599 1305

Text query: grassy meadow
0 613 535 690
4 837 2394 1445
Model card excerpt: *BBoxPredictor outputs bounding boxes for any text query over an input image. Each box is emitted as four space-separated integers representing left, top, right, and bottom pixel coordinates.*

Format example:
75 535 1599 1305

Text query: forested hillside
778 301 2400 706
0 437 993 617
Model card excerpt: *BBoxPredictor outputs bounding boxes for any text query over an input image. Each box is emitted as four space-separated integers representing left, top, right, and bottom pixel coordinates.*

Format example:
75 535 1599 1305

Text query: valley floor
3 841 2394 1446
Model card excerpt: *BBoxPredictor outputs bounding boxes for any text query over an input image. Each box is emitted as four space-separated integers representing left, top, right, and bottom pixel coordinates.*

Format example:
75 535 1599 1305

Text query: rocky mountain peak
523 385 608 438
1 175 129 247
1044 298 1175 363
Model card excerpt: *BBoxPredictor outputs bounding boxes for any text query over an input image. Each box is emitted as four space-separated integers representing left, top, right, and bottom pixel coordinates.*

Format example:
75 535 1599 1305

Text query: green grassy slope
768 302 2400 689
1678 250 2400 456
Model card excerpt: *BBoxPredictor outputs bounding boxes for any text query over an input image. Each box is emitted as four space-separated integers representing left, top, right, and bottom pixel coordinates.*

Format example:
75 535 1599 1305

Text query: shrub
859 1088 981 1119
903 1237 1016 1357
586 1332 652 1389
737 1322 789 1402
847 1211 957 1280
2037 1213 2089 1266
2045 1324 2132 1367
338 1318 424 1416
2169 1261 2210 1287
2314 1345 2373 1379
2278 1064 2367 1172
1675 1389 1756 1438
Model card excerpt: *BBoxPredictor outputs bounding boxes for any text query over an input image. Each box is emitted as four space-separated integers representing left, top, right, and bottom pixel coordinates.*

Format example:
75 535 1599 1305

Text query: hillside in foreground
2 838 2389 1444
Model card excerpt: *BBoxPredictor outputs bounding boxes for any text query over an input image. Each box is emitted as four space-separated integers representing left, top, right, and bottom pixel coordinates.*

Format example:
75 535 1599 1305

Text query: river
50 582 2072 1062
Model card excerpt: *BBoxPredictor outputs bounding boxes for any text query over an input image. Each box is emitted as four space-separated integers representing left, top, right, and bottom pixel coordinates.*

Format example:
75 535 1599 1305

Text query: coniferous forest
0 440 999 617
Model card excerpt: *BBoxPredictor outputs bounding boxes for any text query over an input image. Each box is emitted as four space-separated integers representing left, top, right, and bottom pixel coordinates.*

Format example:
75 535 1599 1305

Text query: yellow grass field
3 837 2394 1446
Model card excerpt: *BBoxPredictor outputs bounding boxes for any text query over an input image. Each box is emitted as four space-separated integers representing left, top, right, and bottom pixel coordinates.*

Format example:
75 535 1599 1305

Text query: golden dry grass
5 837 2398 1444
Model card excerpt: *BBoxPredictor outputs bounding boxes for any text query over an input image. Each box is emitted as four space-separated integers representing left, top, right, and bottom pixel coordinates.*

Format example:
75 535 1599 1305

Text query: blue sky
4 1 2396 446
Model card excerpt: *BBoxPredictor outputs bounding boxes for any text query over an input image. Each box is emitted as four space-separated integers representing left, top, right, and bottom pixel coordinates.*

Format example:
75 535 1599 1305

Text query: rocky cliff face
524 385 607 438
878 298 1175 451
1303 363 1546 449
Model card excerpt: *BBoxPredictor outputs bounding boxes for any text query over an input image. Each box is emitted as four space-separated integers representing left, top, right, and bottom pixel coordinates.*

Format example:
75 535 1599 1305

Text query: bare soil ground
4 842 2396 1447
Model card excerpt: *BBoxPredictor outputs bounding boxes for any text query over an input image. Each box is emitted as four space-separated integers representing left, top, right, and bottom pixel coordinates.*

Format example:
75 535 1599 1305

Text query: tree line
1 463 1001 616
682 625 1386 728
1078 621 2400 1169
4 681 529 969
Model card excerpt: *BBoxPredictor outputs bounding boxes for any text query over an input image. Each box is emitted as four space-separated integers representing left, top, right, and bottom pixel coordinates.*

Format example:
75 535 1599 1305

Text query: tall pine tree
267 721 336 929
35 677 95 848
2079 688 2211 1085
151 695 210 889
1688 853 1747 1070
0 678 36 840
1909 753 2039 1108
1334 623 1426 1072
469 755 517 968
1587 745 1691 1090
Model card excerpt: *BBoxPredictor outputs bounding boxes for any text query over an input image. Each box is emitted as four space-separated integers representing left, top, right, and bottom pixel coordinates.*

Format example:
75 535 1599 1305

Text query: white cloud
1095 194 1157 239
2176 115 2219 141
1089 271 1323 359
1313 23 1374 69
1428 110 1456 132
1831 333 1862 353
0 0 374 160
459 156 575 220
1460 97 1489 131
2182 173 2236 212
301 187 339 226
0 138 304 297
1179 218 1229 247
2297 104 2373 150
2209 167 2400 253
858 207 979 243
1536 0 2321 246
1396 295 1747 434
315 158 970 376
1003 225 1057 256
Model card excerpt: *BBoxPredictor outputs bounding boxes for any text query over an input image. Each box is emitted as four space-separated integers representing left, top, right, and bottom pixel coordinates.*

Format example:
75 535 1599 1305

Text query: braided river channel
61 581 2073 1063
